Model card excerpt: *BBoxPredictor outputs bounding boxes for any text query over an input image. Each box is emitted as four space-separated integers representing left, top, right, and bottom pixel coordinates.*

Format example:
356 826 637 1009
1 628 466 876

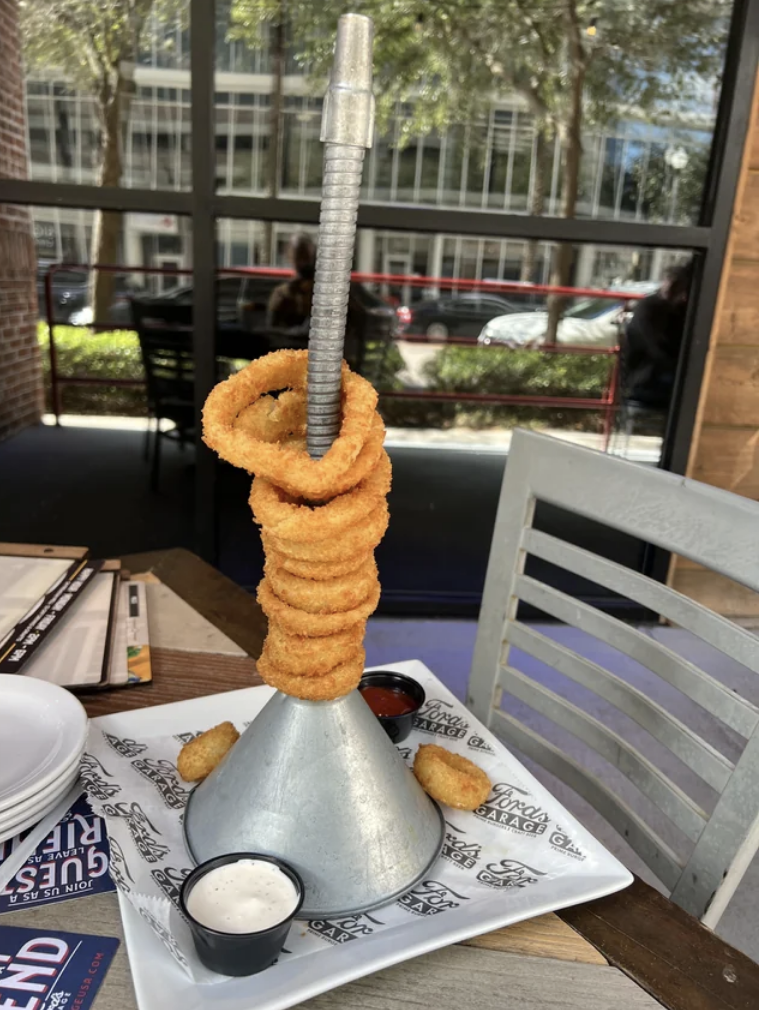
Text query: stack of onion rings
203 349 389 700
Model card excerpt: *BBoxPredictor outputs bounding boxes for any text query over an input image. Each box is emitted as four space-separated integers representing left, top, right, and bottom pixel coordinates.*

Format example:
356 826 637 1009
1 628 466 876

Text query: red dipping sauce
360 685 418 718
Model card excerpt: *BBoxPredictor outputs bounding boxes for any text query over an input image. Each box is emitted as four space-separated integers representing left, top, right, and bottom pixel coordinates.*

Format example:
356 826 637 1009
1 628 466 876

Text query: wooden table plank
81 647 263 718
298 944 658 1010
5 546 750 1010
560 877 758 1010
0 542 87 560
461 912 606 964
2 896 645 1010
120 548 267 660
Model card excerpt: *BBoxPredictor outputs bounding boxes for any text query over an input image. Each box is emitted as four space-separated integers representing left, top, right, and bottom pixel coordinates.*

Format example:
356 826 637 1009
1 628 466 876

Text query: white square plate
96 661 632 1010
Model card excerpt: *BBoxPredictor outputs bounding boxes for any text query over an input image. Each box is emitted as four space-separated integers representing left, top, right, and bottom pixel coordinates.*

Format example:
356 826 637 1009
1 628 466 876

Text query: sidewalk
386 425 662 463
43 415 662 464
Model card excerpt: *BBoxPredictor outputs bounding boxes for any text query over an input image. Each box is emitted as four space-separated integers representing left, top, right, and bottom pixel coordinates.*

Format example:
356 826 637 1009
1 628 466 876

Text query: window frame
0 0 756 566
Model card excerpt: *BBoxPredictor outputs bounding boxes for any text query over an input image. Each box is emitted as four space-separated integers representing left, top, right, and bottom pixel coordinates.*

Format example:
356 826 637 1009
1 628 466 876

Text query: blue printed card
0 924 118 1010
0 796 116 913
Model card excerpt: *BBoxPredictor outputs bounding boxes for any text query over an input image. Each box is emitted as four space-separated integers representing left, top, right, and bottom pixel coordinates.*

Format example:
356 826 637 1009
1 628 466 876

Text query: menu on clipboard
0 544 89 656
0 544 152 691
17 563 120 688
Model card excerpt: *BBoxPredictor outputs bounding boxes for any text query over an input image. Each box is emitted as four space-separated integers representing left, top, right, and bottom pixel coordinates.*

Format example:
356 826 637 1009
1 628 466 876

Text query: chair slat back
468 429 759 925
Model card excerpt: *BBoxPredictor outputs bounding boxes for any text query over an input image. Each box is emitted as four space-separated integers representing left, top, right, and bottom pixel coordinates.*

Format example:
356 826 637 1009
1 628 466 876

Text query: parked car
398 292 543 340
36 263 90 323
236 274 397 345
37 262 141 325
69 277 244 327
478 297 628 348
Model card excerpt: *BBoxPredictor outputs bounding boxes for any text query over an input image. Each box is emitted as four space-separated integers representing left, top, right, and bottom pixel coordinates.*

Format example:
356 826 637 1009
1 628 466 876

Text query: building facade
25 8 714 296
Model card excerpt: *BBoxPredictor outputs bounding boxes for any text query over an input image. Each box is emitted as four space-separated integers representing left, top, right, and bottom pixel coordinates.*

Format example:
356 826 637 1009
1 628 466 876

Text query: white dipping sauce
187 859 299 934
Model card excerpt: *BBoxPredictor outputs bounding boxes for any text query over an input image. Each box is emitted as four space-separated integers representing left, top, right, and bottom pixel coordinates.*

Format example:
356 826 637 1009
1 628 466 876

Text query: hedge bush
377 344 613 431
38 324 147 416
38 325 615 433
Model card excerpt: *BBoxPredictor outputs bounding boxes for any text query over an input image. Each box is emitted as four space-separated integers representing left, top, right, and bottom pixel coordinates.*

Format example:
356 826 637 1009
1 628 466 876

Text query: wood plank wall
668 78 759 617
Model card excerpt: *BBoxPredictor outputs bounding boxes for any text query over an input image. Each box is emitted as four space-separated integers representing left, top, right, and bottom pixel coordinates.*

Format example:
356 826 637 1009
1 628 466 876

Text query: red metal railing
43 262 644 446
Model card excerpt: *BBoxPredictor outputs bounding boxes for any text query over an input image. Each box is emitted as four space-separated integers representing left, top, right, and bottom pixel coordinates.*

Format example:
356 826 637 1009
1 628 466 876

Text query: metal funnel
185 15 445 915
184 691 445 917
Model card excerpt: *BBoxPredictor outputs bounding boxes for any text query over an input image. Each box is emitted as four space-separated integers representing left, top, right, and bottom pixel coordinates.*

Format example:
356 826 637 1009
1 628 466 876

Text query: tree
631 143 711 224
20 0 166 318
231 0 727 338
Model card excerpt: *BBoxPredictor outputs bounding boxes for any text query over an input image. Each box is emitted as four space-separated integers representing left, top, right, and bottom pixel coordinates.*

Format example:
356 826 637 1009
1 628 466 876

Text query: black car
36 264 90 322
36 262 140 325
236 274 397 344
398 292 542 339
109 277 245 327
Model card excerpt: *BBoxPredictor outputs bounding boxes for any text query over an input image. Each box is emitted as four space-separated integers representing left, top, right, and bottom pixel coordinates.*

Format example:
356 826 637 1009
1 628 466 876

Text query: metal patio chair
468 429 758 927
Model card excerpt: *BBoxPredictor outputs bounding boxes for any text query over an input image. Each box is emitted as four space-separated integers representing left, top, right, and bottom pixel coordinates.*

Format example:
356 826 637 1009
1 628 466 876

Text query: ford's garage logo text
413 699 468 740
398 880 470 917
477 858 546 890
474 782 550 835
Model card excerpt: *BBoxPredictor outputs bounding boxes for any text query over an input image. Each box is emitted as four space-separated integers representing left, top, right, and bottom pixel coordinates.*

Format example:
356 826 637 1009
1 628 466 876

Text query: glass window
281 108 301 191
373 137 393 201
21 11 191 191
418 136 440 203
395 141 417 201
232 134 254 190
230 242 249 266
441 126 464 204
599 137 624 215
215 133 228 189
509 113 534 212
28 126 51 166
464 123 488 207
487 113 510 209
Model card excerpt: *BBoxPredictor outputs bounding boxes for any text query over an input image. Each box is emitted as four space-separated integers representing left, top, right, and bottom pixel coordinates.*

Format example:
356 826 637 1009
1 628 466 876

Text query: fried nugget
177 721 240 782
413 744 491 811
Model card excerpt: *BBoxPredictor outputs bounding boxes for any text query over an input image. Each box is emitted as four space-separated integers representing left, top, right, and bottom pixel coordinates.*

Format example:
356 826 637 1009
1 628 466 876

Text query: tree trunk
520 126 550 284
263 14 285 264
90 76 127 321
545 24 586 345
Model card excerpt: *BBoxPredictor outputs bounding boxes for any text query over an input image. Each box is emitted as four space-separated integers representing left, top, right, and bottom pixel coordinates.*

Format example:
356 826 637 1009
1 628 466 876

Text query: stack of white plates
0 675 88 843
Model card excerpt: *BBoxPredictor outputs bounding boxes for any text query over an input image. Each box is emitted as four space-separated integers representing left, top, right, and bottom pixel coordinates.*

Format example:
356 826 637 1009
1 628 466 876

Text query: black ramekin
179 852 304 976
359 670 425 743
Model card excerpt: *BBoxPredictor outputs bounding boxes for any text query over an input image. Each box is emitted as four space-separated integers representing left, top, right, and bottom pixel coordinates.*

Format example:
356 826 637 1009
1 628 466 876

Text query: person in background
265 231 367 372
622 259 695 410
267 233 316 334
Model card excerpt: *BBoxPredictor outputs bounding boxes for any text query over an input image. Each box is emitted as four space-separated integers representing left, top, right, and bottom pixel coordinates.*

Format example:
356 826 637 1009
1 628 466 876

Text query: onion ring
250 451 391 542
257 648 365 700
300 413 385 499
234 389 306 444
203 349 391 701
265 558 378 614
203 349 380 498
263 623 364 676
266 502 389 562
263 544 372 582
257 578 380 636
413 744 492 811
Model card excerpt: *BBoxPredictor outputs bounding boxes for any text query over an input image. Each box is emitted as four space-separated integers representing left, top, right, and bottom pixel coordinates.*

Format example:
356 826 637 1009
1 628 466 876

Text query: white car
478 297 627 349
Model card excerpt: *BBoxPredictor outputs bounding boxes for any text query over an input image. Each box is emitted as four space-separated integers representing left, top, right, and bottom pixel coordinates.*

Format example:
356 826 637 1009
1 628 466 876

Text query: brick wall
668 78 759 618
0 0 43 441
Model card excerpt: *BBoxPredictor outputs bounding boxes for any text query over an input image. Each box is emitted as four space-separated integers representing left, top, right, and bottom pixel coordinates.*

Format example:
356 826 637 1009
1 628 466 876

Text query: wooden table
5 549 756 1009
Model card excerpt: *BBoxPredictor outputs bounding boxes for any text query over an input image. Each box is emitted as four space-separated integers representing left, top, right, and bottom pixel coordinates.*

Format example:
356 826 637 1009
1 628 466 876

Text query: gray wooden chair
468 429 758 928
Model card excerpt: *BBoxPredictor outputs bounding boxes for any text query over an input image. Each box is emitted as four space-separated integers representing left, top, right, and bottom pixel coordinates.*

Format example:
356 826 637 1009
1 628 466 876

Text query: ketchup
360 685 418 718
